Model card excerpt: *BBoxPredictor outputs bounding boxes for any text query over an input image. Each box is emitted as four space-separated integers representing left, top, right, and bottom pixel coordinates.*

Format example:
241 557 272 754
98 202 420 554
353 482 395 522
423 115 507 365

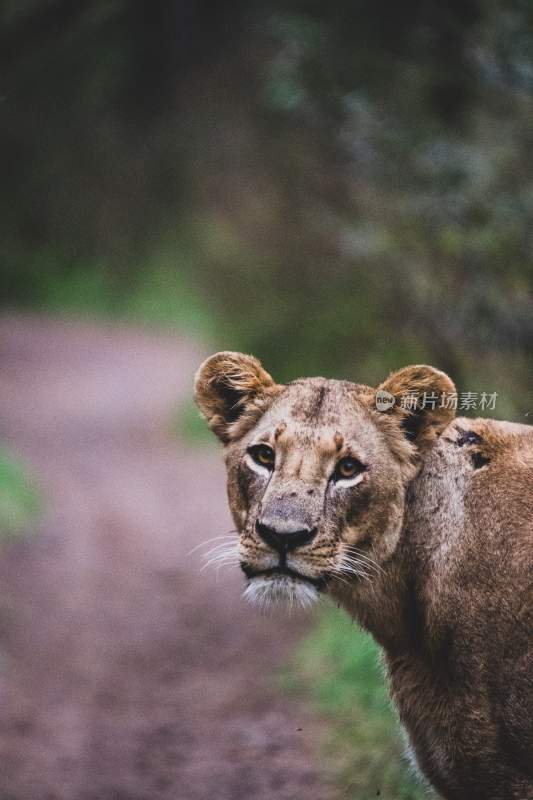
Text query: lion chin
242 574 320 610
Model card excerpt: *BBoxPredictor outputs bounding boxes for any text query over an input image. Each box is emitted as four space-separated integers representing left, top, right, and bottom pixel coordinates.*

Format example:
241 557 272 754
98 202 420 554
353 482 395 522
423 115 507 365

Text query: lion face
224 380 409 608
195 353 455 608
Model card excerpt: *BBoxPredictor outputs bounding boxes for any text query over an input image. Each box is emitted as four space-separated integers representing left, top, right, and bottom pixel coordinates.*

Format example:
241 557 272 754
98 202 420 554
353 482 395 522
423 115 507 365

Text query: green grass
289 603 430 800
0 448 41 540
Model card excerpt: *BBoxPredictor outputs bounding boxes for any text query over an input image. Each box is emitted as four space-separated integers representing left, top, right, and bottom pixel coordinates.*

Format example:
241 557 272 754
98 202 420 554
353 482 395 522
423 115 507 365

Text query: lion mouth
241 566 324 609
241 563 326 591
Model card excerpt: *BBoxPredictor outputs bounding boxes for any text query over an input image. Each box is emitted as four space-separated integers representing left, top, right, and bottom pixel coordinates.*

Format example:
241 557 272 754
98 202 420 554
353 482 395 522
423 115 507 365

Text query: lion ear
376 365 456 452
194 351 281 443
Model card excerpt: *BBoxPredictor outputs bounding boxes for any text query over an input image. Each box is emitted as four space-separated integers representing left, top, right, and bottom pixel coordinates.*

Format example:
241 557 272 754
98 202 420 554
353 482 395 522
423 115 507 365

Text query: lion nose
255 519 317 553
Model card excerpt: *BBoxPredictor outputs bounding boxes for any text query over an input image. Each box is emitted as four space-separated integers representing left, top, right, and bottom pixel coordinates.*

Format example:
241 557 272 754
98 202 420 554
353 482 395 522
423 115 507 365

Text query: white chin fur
243 574 319 610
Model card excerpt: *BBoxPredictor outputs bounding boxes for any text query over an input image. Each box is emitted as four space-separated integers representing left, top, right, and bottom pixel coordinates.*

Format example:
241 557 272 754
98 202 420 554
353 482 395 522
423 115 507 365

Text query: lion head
194 352 455 608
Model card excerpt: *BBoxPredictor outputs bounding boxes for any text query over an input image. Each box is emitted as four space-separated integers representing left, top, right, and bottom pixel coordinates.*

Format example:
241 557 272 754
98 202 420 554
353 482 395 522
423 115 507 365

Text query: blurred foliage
0 448 40 539
289 603 428 799
1 0 532 419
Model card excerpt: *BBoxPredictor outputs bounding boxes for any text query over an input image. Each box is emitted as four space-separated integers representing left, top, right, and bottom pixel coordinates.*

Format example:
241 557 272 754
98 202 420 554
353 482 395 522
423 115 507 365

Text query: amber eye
249 444 275 469
334 457 366 481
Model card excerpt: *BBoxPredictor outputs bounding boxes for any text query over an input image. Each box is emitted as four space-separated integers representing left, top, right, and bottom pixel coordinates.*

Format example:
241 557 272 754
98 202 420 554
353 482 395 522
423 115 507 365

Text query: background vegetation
2 1 532 412
2 1 532 796
290 606 427 799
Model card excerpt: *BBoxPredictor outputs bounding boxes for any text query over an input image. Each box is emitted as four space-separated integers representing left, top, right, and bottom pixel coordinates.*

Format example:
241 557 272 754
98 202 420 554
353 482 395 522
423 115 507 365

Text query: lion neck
331 547 415 653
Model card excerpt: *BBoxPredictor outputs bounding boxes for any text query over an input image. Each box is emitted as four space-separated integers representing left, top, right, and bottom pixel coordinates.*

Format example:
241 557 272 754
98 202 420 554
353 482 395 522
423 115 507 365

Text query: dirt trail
0 315 334 800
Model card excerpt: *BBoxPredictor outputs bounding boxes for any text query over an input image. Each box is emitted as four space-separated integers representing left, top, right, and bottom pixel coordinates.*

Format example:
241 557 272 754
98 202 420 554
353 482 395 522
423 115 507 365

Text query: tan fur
195 353 533 800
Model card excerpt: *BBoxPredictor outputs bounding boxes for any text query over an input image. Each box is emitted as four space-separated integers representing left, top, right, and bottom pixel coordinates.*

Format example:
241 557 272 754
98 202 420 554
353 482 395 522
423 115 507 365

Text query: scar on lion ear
194 351 281 443
376 365 456 452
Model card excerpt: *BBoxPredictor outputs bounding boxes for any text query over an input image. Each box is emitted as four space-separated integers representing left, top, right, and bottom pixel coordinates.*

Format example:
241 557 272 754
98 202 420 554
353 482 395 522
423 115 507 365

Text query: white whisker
342 549 377 568
344 545 385 575
201 552 237 564
337 555 370 574
333 552 373 583
200 541 240 573
187 532 238 557
202 543 239 559
200 555 239 572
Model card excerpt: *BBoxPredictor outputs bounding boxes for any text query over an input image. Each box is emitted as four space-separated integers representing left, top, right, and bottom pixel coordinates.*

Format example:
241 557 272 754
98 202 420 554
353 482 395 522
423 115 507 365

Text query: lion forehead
247 377 376 443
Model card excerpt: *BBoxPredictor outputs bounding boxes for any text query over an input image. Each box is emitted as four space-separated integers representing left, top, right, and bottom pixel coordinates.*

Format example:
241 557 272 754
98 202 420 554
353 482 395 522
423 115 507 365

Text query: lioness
194 352 533 800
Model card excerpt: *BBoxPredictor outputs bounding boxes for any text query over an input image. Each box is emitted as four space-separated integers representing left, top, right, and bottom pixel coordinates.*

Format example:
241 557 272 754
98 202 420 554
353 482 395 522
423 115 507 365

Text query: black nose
256 520 317 553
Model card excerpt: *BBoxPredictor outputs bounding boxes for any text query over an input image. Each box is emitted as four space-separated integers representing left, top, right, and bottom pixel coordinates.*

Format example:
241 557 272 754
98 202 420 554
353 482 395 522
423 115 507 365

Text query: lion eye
249 444 275 469
334 457 365 481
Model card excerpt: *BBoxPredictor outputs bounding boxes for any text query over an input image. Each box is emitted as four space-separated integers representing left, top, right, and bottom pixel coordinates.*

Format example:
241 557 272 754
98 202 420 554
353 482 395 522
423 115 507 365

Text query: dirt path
0 315 335 800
